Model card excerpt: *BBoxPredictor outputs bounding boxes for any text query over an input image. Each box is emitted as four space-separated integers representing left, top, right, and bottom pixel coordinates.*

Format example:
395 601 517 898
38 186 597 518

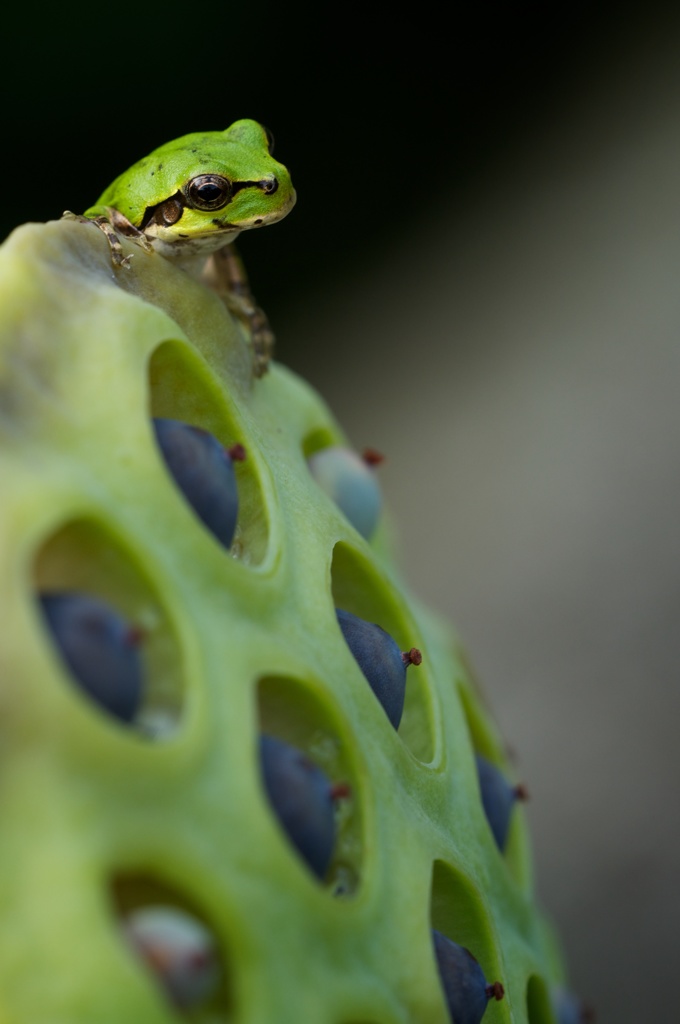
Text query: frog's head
111 120 296 258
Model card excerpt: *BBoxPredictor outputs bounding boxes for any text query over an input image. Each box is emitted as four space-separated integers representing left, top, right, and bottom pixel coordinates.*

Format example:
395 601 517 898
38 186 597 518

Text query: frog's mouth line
139 178 280 233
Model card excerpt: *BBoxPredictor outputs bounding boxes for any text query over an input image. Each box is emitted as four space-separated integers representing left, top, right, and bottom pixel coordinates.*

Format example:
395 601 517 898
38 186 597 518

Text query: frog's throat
144 228 244 261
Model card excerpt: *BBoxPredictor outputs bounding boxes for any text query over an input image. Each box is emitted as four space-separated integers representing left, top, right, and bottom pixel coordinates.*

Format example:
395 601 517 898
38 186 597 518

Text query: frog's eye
185 174 233 211
263 126 275 154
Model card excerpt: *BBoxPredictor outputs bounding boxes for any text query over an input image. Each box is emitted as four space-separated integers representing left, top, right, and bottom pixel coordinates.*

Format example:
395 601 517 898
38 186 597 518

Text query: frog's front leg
205 244 275 378
62 208 153 269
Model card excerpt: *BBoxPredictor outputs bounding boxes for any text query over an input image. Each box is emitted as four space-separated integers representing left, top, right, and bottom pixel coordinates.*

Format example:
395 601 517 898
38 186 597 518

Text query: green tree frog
67 119 296 376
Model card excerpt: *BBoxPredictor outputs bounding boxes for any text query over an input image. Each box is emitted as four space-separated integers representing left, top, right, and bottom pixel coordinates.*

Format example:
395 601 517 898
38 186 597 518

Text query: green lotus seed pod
0 217 575 1023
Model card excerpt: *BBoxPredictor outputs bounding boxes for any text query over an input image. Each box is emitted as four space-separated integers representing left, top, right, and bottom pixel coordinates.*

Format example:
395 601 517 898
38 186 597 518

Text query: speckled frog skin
0 214 570 1024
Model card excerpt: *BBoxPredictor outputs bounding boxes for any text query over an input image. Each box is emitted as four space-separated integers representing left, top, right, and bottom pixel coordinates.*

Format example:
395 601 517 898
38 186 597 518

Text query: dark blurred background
4 5 680 1021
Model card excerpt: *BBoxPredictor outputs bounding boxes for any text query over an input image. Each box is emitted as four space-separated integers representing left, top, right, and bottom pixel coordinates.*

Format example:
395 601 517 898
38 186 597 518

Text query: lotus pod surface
0 218 568 1024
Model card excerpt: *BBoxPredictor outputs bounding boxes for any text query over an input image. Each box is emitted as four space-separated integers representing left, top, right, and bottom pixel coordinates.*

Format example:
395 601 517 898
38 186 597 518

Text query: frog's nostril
261 177 279 195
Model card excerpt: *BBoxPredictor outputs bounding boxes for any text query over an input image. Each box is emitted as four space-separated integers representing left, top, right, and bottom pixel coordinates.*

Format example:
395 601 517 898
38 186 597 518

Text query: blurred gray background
278 22 680 1024
3 4 679 1021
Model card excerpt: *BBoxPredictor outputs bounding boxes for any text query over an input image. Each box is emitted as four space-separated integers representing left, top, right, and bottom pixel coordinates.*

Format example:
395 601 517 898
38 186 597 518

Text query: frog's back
85 132 223 223
85 122 277 226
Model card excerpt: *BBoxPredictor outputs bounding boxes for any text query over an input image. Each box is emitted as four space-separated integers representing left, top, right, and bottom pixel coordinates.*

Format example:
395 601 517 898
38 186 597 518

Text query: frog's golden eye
185 174 233 211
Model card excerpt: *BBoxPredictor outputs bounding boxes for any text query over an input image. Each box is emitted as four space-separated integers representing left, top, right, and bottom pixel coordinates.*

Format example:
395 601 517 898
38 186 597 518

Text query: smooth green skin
0 217 567 1024
84 119 296 258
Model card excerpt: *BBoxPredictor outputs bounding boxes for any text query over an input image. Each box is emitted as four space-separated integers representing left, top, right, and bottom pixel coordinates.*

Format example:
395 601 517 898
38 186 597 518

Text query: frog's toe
113 251 134 269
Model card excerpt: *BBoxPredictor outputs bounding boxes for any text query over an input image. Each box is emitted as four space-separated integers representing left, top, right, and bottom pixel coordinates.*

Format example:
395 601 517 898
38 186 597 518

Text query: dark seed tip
362 447 385 467
514 782 529 802
227 443 247 462
402 647 422 666
188 949 213 970
330 781 352 802
125 626 146 648
486 981 505 1002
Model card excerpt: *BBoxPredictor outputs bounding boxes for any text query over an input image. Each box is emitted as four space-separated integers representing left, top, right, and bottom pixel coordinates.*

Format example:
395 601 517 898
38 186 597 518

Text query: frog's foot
252 317 275 378
217 287 275 378
62 208 153 270
240 303 275 378
205 245 275 378
92 216 134 268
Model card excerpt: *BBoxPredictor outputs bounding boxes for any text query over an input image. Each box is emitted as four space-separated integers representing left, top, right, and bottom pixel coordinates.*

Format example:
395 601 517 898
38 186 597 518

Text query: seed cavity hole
304 428 383 542
147 340 270 566
111 873 232 1019
430 860 504 1024
526 975 557 1024
457 678 530 888
331 542 434 763
256 674 363 896
33 517 184 738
